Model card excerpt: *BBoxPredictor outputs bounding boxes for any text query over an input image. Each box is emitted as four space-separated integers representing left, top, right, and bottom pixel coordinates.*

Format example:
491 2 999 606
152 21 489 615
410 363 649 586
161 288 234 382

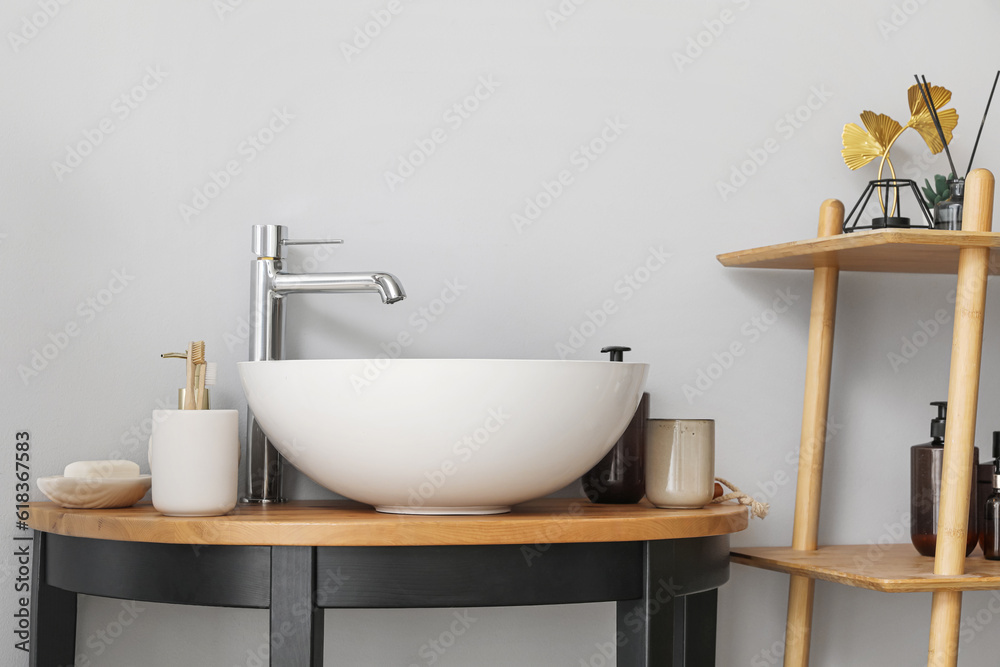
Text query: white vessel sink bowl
238 359 648 515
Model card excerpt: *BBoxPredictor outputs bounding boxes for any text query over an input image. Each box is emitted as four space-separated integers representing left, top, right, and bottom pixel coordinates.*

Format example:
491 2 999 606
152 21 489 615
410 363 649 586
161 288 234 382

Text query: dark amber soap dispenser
582 346 648 504
983 433 1000 560
910 401 979 557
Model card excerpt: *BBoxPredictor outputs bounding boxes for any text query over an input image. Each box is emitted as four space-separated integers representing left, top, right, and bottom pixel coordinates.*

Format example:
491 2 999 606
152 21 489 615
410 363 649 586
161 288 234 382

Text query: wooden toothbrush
190 341 205 410
183 342 196 409
197 362 216 410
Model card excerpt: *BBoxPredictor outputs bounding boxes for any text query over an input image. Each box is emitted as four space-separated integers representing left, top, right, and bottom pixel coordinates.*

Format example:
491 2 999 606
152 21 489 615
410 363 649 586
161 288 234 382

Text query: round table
28 499 747 666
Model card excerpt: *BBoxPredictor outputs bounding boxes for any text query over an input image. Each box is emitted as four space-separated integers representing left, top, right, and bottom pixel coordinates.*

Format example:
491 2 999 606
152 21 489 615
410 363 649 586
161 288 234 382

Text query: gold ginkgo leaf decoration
861 110 904 148
905 83 958 154
841 122 885 170
841 82 959 177
842 111 905 170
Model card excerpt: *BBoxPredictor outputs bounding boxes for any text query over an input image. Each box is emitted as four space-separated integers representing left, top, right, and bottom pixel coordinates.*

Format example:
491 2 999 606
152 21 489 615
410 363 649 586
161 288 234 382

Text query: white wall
4 0 1000 665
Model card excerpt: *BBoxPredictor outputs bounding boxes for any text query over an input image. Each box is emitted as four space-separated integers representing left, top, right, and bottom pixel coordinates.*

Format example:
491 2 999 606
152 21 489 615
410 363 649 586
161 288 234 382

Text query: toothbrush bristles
204 362 217 386
191 341 205 364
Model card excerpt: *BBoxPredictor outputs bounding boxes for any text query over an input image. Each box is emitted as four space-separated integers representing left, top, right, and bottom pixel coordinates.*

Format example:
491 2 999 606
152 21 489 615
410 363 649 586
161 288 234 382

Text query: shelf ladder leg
783 199 843 667
927 168 995 667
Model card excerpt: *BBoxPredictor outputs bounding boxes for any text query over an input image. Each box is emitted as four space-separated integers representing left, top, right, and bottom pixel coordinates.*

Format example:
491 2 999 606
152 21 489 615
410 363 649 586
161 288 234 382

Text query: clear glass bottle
933 178 964 230
910 401 979 557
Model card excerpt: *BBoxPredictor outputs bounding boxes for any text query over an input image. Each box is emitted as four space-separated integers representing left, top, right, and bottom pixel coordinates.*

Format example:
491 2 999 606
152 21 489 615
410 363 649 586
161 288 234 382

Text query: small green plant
922 173 955 209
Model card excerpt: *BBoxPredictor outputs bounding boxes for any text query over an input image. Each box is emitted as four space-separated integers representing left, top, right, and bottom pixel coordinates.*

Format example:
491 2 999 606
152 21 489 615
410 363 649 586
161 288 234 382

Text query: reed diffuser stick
966 70 1000 177
915 74 958 178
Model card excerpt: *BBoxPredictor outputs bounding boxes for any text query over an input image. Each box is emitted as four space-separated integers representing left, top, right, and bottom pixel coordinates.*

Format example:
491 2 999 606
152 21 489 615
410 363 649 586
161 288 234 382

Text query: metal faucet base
239 497 287 505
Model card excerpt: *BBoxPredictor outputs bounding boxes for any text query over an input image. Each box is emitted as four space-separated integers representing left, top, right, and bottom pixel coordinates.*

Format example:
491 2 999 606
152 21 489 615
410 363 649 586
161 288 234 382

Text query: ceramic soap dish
37 460 151 509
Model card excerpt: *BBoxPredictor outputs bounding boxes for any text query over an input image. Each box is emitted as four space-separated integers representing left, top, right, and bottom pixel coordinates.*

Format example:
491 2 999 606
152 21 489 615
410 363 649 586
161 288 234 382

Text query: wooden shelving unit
718 170 997 667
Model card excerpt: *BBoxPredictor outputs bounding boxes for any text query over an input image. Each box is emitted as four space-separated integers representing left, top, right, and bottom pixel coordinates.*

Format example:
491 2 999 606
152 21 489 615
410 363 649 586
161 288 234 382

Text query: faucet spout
375 273 406 304
271 272 406 304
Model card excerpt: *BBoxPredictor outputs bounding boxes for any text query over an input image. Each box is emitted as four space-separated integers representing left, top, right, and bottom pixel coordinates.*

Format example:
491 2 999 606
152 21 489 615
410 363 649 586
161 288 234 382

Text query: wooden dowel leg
782 200 843 667
927 169 994 667
783 575 815 667
928 591 963 667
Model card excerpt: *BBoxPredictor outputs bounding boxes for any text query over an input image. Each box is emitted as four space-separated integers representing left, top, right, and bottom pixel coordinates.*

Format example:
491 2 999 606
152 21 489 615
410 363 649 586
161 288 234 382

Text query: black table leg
616 590 720 667
674 589 717 666
270 546 323 667
614 577 681 665
29 531 76 667
616 538 727 666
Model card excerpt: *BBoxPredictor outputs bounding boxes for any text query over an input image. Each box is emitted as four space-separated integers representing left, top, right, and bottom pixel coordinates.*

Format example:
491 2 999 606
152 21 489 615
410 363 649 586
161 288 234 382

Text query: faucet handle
279 238 344 261
282 239 344 247
252 225 343 259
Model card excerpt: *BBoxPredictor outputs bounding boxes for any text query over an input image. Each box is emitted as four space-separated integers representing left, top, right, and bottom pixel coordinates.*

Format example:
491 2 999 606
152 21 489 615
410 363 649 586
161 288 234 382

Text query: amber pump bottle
910 401 979 557
983 433 1000 560
582 346 648 504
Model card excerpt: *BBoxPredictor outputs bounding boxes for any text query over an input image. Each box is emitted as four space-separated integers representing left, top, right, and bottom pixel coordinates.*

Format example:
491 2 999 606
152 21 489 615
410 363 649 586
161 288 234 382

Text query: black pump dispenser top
993 432 1000 487
993 431 1000 491
602 346 631 362
930 401 947 445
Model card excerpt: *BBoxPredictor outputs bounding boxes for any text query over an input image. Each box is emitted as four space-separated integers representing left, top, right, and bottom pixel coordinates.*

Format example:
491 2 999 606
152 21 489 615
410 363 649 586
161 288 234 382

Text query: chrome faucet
243 224 406 503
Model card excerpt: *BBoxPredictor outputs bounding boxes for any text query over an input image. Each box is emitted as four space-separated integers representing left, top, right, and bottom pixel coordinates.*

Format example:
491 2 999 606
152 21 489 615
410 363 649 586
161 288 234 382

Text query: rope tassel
712 477 769 519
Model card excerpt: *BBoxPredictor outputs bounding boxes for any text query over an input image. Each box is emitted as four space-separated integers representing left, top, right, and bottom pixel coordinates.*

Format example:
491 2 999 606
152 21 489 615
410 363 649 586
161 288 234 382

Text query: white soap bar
64 460 140 479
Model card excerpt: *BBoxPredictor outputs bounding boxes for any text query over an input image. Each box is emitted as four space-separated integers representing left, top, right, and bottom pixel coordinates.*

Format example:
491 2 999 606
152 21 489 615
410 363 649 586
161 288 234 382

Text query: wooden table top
27 499 749 547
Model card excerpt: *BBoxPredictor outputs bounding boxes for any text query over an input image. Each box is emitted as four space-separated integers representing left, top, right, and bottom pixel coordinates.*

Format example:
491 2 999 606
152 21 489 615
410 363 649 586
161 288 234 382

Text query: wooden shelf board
717 229 1000 274
26 499 748 547
732 544 1000 593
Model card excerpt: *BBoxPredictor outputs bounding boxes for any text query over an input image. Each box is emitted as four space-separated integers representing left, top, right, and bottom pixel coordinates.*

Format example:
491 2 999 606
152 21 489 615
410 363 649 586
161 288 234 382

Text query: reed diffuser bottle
910 401 979 557
933 177 964 230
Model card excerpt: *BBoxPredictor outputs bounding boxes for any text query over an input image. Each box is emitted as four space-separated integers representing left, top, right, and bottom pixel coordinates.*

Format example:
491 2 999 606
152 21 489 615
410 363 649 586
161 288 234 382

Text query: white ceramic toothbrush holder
645 419 715 509
149 409 239 517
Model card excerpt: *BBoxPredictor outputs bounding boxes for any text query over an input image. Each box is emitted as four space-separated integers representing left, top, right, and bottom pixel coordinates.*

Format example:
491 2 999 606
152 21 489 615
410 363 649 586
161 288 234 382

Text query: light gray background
4 1 1000 665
